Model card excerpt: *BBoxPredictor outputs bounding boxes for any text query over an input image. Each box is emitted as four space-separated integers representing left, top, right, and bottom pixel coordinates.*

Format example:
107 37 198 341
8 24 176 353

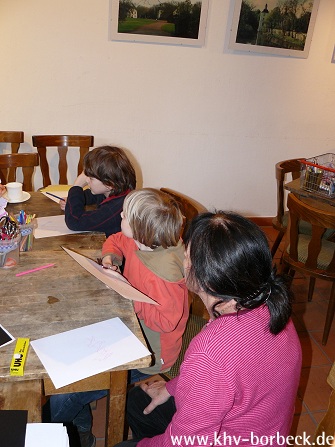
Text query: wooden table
0 192 151 446
285 178 335 211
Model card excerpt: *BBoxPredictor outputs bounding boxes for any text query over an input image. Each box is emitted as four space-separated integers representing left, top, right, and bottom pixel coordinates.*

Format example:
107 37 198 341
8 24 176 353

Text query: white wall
1 0 335 217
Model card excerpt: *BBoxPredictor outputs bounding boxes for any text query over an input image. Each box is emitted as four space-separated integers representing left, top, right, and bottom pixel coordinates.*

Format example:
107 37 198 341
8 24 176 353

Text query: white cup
6 182 23 201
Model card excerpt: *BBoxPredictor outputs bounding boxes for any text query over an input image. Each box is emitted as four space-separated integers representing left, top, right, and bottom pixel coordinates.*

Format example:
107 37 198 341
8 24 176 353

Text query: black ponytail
185 212 292 335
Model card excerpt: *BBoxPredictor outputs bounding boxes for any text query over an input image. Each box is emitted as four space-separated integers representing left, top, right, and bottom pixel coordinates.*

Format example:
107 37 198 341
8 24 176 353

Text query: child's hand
59 198 67 211
74 171 88 188
102 255 118 271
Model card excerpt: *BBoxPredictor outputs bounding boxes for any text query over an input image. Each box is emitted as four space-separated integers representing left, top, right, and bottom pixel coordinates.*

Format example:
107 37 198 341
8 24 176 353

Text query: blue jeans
48 370 152 433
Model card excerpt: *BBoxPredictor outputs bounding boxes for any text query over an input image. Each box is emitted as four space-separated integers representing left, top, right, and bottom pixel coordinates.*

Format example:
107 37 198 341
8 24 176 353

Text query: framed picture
228 0 320 58
109 0 209 46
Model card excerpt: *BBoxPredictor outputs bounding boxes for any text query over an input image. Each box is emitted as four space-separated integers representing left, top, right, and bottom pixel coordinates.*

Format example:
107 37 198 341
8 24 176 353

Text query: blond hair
123 188 183 248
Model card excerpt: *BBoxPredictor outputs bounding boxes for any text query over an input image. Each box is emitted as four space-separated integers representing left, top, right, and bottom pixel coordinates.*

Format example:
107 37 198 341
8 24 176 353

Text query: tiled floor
90 226 334 446
267 226 334 438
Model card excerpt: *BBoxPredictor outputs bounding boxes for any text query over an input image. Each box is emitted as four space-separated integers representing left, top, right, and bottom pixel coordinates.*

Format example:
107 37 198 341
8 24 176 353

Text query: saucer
3 191 31 204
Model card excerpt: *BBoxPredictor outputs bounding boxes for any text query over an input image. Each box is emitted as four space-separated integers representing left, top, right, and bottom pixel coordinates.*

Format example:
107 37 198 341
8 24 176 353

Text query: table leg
106 370 128 447
0 380 43 422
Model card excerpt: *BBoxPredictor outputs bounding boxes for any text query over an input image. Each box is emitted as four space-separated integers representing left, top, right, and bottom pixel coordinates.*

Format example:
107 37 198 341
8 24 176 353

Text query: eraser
10 338 30 376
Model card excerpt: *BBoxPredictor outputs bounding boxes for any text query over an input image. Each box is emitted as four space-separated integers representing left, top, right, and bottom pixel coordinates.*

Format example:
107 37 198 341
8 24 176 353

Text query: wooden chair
160 188 209 379
271 158 304 257
32 135 94 187
0 131 24 184
314 361 335 442
282 193 335 345
160 187 209 317
0 153 39 191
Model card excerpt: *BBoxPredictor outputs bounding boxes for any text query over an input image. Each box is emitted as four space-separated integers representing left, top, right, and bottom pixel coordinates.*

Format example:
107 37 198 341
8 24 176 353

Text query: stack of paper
36 186 82 238
34 215 88 238
40 185 70 203
25 423 69 447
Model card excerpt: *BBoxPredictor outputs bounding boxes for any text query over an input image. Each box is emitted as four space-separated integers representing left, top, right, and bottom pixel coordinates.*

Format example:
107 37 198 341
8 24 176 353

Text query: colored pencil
16 263 55 277
45 192 65 201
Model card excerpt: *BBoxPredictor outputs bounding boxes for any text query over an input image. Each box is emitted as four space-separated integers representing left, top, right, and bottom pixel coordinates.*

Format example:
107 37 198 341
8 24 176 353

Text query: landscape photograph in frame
109 0 209 46
229 0 320 58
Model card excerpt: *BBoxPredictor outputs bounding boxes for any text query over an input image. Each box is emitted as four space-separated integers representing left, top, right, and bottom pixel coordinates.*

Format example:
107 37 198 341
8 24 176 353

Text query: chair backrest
0 153 39 191
0 131 24 151
285 193 335 274
275 158 303 226
160 188 209 319
32 135 94 187
0 131 25 183
160 187 207 239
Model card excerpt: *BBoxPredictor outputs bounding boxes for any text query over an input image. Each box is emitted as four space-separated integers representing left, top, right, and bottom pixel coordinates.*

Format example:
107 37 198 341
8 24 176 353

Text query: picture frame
228 0 320 58
332 45 335 63
109 0 209 47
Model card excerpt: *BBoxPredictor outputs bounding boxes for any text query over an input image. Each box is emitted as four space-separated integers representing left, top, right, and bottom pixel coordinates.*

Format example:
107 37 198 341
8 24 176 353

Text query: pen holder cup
0 234 21 268
17 219 37 252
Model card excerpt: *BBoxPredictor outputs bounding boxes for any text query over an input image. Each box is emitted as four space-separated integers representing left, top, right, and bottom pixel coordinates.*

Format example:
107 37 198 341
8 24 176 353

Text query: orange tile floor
90 226 334 445
267 226 334 437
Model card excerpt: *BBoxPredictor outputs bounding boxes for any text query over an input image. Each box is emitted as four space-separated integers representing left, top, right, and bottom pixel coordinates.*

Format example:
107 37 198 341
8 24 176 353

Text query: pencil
45 192 66 201
16 263 55 277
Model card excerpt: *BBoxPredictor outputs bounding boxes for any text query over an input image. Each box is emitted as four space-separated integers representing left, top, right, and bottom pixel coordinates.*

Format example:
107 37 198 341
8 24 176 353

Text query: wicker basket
300 153 335 198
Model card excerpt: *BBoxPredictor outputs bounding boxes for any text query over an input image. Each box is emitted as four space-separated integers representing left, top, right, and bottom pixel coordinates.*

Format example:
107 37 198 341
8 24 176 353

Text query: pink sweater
102 233 189 372
138 306 302 447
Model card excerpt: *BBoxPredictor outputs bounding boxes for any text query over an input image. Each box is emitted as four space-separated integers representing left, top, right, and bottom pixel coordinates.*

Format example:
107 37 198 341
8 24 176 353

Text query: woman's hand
140 380 171 415
59 198 67 211
0 184 6 197
73 172 88 188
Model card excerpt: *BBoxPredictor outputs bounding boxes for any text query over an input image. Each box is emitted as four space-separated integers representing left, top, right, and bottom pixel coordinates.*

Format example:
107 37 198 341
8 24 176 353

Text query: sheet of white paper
25 423 69 447
62 247 158 305
34 215 87 238
31 317 151 389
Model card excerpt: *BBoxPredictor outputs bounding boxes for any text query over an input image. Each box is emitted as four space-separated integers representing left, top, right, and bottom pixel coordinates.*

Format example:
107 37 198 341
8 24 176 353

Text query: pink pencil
16 263 55 277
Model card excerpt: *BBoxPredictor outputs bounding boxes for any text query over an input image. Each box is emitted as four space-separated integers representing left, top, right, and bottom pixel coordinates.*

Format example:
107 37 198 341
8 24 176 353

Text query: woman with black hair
114 211 302 447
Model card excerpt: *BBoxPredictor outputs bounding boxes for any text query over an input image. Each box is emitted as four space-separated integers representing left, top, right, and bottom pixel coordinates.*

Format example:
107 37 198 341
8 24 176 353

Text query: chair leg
322 282 335 345
308 277 316 302
288 269 295 279
281 260 290 275
271 230 285 258
281 263 295 288
282 265 295 279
